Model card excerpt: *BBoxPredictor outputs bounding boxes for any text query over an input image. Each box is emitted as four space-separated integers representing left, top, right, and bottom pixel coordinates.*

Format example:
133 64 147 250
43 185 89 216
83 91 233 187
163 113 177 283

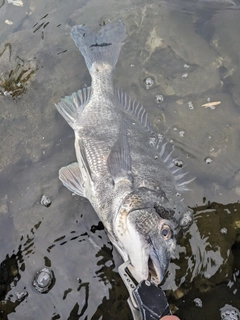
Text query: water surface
0 0 240 319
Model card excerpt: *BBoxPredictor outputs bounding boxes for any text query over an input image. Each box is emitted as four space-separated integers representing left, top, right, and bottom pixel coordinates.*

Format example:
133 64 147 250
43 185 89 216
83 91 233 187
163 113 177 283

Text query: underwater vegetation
0 43 38 99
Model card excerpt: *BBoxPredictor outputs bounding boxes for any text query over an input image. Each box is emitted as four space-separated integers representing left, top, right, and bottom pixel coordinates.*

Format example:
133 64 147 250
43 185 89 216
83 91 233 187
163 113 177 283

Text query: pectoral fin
59 162 85 197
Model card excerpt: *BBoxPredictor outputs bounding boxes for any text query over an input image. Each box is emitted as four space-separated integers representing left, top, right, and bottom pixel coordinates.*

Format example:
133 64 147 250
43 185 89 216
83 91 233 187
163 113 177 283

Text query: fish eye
161 225 172 240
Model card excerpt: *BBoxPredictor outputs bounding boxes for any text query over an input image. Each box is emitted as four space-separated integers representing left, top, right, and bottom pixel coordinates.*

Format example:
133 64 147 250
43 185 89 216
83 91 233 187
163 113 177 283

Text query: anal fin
59 162 85 197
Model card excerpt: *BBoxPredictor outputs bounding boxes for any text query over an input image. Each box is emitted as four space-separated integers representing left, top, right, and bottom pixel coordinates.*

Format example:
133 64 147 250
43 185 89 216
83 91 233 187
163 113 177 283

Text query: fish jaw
148 227 175 285
126 240 171 286
123 230 173 285
115 211 176 285
121 222 150 283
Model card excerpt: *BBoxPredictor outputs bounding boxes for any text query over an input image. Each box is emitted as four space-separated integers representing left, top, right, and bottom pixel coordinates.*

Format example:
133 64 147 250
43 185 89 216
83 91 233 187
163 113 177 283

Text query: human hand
160 316 180 320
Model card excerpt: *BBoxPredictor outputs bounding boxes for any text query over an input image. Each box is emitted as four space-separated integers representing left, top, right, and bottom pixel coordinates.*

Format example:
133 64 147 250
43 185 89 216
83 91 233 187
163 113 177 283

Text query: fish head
123 208 176 285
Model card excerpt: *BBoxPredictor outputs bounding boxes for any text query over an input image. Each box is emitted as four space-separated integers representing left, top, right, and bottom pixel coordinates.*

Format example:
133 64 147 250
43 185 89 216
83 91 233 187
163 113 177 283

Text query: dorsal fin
115 89 154 133
115 90 195 192
154 135 195 192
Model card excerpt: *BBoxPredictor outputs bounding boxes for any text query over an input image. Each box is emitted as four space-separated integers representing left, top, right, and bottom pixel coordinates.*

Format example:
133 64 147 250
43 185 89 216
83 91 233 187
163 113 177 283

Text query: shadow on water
0 0 240 318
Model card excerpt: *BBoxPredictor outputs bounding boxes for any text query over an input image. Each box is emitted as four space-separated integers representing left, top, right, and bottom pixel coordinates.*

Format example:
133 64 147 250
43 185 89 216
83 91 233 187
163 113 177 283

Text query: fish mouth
147 236 170 285
148 256 160 283
147 254 168 285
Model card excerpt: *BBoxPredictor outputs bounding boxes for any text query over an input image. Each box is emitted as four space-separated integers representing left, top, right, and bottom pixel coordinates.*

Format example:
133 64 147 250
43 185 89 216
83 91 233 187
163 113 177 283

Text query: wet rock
205 157 213 164
32 267 53 293
221 227 228 234
220 304 240 320
234 221 240 229
144 77 154 89
181 73 188 79
172 288 185 300
40 195 51 208
155 94 164 104
188 101 194 110
194 298 203 308
172 159 183 168
15 291 28 301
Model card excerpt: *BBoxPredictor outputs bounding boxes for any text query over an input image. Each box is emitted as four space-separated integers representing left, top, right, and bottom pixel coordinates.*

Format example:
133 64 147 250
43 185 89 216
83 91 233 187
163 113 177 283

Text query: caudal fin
71 20 127 73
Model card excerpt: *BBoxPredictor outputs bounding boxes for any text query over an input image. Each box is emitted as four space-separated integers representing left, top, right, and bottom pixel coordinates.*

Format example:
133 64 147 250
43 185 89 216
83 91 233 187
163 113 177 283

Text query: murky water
0 0 240 319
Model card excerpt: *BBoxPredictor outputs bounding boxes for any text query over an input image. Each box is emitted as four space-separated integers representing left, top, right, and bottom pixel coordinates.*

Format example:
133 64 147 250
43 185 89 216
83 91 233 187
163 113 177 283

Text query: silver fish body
56 21 193 285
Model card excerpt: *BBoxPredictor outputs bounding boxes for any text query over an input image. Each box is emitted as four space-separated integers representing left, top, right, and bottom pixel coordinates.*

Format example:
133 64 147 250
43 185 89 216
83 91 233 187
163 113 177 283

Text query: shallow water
0 0 240 319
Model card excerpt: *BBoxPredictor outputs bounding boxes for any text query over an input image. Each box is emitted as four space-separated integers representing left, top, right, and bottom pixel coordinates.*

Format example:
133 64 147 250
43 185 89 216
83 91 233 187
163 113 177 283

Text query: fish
55 20 193 285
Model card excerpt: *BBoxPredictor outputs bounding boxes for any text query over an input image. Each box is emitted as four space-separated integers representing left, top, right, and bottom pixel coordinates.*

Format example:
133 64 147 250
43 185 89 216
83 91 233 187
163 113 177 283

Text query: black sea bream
56 21 193 285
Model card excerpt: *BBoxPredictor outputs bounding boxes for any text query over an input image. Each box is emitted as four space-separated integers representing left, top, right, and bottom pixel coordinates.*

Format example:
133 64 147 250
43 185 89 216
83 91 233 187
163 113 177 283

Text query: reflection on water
164 202 239 292
0 0 240 318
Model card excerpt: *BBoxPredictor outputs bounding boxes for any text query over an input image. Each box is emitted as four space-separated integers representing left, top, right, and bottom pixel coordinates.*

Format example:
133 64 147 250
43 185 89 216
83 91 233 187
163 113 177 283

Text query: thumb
161 316 180 320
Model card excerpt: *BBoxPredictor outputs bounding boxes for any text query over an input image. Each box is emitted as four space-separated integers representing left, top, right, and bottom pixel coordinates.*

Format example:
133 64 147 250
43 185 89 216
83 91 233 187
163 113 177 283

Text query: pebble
15 291 28 301
179 130 185 137
33 267 53 293
220 227 228 234
188 101 194 110
144 77 154 89
205 157 213 164
220 304 240 320
155 94 164 104
40 195 51 207
5 20 13 25
194 298 203 308
149 137 157 146
182 73 188 78
173 159 183 168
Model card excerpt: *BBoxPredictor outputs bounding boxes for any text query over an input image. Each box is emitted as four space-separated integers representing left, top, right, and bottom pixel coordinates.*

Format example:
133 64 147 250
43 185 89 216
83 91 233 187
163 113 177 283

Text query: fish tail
71 20 127 74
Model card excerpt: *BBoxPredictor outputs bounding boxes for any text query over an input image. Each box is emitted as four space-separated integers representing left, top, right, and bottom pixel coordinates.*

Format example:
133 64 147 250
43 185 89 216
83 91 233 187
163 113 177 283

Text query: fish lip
147 236 170 285
148 252 168 285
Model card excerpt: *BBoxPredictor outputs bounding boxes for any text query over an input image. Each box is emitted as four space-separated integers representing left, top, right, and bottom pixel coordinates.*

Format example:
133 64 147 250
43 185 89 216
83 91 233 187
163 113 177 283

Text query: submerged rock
40 195 51 208
220 304 240 320
32 267 53 293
